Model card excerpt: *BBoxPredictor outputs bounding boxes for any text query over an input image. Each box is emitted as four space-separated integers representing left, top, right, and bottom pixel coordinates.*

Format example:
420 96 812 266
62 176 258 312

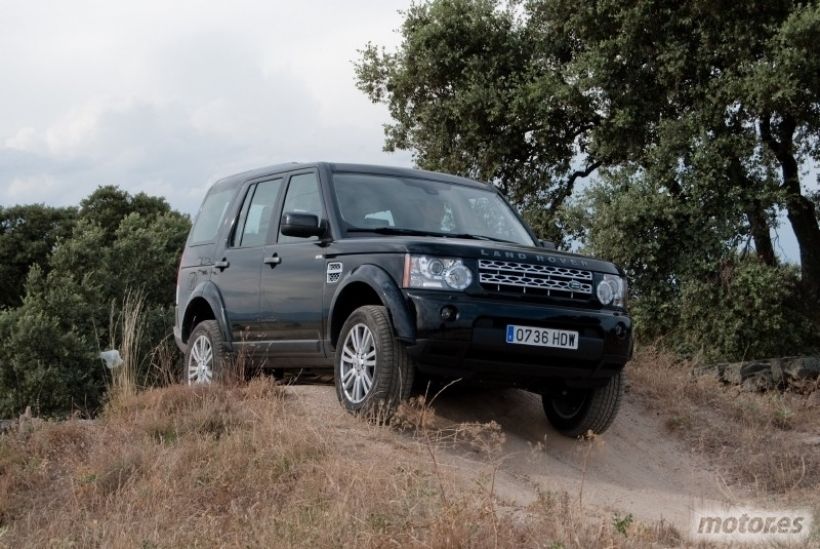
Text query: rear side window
189 188 234 245
233 178 283 247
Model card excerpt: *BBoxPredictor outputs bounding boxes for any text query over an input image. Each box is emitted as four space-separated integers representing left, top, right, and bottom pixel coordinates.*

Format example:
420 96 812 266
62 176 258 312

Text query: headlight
403 254 473 291
596 274 627 307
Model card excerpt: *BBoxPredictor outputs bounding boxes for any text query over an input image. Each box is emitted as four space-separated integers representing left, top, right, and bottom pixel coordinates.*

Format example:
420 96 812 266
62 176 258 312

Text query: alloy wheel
187 334 214 385
339 323 377 403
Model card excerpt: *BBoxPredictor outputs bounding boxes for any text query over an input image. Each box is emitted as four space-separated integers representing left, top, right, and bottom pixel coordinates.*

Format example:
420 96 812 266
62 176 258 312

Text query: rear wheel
335 305 414 420
541 372 623 437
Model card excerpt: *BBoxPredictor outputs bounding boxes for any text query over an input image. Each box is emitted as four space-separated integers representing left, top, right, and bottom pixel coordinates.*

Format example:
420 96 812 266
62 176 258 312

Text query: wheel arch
181 281 233 351
328 264 416 349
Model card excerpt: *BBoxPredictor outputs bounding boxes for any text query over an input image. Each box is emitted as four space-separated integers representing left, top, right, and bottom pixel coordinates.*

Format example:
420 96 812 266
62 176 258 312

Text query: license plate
505 324 579 350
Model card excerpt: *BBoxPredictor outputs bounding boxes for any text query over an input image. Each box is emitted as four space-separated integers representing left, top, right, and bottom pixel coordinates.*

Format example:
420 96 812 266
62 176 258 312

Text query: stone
695 356 820 392
782 356 820 383
741 374 774 392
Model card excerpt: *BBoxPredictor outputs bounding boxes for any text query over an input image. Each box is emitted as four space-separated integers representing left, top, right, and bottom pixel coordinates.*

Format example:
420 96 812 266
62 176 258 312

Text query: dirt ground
291 383 736 535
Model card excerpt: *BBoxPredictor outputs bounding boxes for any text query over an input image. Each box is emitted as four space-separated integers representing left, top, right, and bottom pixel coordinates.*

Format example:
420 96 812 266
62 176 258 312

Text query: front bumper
405 290 632 388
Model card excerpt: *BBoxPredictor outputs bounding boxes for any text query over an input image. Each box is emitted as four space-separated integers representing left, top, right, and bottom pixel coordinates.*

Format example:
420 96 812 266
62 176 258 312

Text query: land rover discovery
174 162 632 436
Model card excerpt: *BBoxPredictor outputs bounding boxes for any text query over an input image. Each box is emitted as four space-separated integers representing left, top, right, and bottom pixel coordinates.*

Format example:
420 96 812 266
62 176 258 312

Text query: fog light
440 305 458 321
614 322 627 339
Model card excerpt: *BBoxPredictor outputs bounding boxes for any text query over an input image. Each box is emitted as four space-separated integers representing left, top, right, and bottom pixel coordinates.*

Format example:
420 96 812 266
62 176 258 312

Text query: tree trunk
781 157 820 301
760 115 820 301
728 157 777 266
745 199 777 267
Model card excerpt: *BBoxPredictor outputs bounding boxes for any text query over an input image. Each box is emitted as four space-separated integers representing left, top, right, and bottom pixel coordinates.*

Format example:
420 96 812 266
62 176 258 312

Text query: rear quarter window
188 188 235 245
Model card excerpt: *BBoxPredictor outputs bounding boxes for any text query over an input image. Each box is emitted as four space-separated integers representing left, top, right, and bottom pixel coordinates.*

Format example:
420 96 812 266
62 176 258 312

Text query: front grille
478 259 593 300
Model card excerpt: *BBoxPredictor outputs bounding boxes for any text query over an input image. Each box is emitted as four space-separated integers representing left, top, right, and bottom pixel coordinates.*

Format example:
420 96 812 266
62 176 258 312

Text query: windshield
332 173 535 246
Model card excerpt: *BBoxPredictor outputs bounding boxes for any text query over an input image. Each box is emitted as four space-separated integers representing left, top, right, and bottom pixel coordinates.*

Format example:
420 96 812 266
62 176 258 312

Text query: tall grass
105 289 146 405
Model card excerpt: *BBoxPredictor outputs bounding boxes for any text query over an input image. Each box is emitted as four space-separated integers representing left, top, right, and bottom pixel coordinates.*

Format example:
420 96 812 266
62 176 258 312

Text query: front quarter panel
326 260 416 344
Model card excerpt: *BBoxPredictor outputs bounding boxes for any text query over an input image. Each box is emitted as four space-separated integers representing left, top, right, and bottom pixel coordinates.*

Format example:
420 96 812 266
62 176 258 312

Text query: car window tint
279 173 323 243
189 188 235 244
239 178 283 247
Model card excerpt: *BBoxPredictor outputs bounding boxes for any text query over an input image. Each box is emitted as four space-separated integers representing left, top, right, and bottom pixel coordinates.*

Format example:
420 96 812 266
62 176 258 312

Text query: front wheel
335 305 414 420
542 372 624 437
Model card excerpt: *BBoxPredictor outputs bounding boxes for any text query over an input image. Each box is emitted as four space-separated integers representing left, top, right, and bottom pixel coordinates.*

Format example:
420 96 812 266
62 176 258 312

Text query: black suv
175 162 632 436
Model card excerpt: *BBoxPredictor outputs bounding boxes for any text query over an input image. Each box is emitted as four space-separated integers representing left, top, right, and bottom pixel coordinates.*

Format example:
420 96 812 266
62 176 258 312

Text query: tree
531 0 820 293
79 185 173 243
357 0 820 296
355 0 602 232
0 188 191 417
0 204 77 309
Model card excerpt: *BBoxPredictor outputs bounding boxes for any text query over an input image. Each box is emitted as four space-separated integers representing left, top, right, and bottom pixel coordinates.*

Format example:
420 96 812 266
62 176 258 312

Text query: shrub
0 187 190 418
675 258 817 361
0 269 102 416
561 170 819 361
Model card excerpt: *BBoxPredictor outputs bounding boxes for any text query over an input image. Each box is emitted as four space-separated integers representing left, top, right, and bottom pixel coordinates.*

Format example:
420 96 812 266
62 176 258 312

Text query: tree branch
548 159 603 213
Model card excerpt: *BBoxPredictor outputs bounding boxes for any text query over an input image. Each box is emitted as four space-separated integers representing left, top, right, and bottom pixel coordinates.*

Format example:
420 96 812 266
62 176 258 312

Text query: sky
0 0 413 214
0 0 811 262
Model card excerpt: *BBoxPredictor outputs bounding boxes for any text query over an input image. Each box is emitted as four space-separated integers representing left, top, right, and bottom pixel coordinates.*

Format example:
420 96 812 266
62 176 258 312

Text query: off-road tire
542 372 624 437
184 320 230 385
335 305 415 421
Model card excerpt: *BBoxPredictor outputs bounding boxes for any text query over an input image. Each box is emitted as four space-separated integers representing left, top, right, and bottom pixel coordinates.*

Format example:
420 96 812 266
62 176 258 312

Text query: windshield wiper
445 233 516 244
346 226 516 244
347 226 443 237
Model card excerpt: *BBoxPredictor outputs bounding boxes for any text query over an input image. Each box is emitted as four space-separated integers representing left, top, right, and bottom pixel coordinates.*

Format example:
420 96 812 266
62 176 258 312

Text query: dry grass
0 378 679 548
105 290 146 405
628 344 820 501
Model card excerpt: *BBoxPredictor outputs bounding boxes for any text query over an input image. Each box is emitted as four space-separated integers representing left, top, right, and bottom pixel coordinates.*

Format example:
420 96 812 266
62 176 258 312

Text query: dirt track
290 382 738 534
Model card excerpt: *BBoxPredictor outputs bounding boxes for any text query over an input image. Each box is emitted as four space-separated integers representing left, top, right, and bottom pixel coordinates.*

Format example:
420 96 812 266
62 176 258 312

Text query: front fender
329 264 416 344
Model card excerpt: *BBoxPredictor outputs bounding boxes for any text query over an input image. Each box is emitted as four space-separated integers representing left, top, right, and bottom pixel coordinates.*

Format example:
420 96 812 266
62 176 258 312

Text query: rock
695 356 819 391
741 371 775 392
782 356 820 383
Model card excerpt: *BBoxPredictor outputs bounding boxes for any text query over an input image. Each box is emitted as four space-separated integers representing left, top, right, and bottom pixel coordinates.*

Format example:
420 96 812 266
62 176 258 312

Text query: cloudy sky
0 0 810 261
0 0 413 214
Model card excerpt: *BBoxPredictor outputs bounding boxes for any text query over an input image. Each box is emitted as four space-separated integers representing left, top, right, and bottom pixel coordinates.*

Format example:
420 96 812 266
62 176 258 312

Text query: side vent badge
326 262 343 284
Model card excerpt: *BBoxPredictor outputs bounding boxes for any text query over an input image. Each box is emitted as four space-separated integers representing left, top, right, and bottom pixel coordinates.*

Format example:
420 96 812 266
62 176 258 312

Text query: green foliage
359 0 820 295
359 0 820 359
0 187 190 417
0 267 101 415
677 260 815 361
79 185 173 243
0 204 77 309
562 169 818 359
561 167 741 337
355 0 601 209
612 513 633 536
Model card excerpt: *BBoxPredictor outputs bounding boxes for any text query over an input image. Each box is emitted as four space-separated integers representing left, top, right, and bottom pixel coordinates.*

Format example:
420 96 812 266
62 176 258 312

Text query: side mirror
281 212 325 238
539 239 557 250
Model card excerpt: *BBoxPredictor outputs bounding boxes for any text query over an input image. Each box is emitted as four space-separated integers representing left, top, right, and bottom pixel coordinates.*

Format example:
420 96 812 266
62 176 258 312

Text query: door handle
264 254 281 266
214 259 230 271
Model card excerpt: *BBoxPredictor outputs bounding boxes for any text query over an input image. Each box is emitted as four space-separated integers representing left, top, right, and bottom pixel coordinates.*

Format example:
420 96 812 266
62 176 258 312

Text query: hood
331 236 622 275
